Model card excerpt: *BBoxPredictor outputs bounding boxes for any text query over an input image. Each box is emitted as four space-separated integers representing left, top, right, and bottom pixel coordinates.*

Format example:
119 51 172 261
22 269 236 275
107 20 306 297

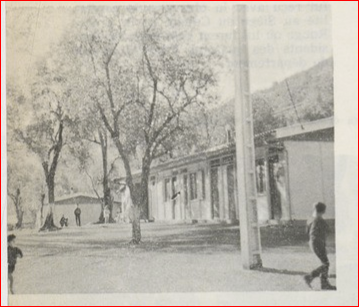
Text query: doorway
210 167 220 219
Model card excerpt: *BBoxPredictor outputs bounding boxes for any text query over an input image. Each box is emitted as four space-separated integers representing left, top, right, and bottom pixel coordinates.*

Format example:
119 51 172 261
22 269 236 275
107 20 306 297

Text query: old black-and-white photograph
3 1 357 306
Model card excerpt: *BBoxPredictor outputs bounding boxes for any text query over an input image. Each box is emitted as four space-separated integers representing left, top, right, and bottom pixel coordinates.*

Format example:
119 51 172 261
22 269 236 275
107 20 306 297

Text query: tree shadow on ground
84 224 312 255
26 223 334 257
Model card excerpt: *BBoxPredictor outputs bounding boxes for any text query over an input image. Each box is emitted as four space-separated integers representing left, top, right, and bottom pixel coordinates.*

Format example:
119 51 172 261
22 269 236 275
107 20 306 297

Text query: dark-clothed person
74 204 81 227
60 215 68 227
304 202 336 290
8 235 23 295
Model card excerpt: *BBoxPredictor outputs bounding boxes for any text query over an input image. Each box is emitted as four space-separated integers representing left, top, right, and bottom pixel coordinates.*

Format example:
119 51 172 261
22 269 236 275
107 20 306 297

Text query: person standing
8 234 23 295
74 204 82 227
104 205 111 224
304 202 336 290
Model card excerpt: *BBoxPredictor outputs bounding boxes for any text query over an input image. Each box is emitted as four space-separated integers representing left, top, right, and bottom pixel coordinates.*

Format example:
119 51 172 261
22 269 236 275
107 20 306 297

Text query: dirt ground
9 223 336 294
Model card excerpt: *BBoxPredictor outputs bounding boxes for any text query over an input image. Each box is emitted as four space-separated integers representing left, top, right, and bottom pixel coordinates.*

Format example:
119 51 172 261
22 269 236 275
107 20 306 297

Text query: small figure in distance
74 204 82 227
60 215 69 228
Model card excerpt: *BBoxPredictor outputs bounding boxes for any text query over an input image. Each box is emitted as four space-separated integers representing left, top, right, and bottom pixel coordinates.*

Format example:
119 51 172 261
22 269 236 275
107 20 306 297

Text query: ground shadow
82 224 312 255
255 267 336 278
25 223 334 258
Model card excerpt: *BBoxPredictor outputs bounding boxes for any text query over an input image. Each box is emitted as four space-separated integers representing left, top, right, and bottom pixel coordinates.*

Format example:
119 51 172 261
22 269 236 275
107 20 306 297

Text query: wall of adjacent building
51 202 101 227
285 141 335 220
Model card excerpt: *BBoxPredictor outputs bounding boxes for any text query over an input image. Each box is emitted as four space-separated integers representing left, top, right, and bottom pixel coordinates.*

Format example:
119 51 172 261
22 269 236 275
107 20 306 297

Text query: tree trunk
130 155 151 244
98 129 114 223
48 174 55 204
40 174 60 231
39 203 58 232
39 121 63 232
131 206 141 243
112 136 143 242
40 193 46 226
13 189 24 229
139 163 150 221
15 211 24 229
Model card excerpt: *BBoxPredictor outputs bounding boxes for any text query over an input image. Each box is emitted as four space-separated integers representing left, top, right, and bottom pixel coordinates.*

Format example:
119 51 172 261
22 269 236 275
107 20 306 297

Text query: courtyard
10 222 336 294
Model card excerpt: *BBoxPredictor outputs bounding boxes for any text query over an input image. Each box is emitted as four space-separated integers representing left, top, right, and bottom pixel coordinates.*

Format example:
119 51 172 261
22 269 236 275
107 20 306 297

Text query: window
189 173 197 200
210 159 220 168
201 170 206 200
183 175 188 206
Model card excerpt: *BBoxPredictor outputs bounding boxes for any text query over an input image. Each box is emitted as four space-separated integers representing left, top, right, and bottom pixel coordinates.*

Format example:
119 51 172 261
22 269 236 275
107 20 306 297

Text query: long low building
118 117 334 224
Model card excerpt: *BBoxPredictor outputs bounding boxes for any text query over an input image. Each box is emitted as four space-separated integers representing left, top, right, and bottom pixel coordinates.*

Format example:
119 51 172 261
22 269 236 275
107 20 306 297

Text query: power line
284 78 304 130
270 23 305 130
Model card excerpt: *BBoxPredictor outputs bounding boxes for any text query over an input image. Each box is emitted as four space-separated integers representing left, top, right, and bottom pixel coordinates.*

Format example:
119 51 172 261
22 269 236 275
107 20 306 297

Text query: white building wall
285 141 335 220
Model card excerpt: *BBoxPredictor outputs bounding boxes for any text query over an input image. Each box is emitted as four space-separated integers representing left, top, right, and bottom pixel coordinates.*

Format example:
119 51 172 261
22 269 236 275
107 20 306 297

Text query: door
210 167 220 219
149 179 157 220
164 178 171 220
268 156 282 220
183 174 189 219
172 176 181 220
255 159 270 221
227 164 236 220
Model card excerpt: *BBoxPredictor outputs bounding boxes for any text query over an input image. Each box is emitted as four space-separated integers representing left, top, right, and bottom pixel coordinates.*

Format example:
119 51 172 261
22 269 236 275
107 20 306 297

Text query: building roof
274 117 334 140
54 193 121 205
255 117 334 143
116 117 334 180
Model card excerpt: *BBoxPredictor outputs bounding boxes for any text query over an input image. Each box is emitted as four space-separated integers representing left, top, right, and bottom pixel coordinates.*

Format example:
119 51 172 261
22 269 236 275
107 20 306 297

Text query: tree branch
83 137 101 146
143 44 159 135
105 41 120 66
42 161 49 180
151 126 182 159
106 156 121 178
84 169 102 201
49 121 64 176
143 44 156 81
114 99 132 122
157 88 175 114
86 33 99 78
145 7 166 33
48 145 56 160
105 65 115 111
97 104 115 136
150 98 191 145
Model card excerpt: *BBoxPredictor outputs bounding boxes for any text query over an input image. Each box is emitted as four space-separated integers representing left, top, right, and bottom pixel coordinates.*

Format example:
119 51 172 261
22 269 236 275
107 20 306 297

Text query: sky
6 2 333 101
198 4 333 97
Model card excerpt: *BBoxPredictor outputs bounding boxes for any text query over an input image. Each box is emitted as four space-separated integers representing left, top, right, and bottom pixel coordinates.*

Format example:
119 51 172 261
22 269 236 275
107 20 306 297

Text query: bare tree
62 6 220 243
17 61 74 231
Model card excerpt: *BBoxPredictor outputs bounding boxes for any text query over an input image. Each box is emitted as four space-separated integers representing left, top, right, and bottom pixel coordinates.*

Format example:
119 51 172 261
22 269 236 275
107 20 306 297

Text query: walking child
304 202 336 290
8 234 23 295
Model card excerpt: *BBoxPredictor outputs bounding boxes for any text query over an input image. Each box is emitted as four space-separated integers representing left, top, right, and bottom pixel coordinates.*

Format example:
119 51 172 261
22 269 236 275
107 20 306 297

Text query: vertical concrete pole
233 5 263 269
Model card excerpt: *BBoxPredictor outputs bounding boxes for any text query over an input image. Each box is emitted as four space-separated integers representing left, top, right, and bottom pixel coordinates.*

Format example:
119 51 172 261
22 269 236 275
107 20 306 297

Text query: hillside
211 57 334 139
253 57 334 126
146 58 334 164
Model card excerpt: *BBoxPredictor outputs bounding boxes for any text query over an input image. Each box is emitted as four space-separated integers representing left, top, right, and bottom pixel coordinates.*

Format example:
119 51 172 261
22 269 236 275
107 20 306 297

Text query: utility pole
234 5 263 269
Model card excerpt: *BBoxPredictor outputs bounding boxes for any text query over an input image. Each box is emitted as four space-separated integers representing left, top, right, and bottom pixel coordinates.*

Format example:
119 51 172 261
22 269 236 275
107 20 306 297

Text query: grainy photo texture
6 2 337 300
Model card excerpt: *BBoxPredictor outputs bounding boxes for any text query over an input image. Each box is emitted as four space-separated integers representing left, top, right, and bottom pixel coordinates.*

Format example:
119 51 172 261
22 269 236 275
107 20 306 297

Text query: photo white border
2 1 358 306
